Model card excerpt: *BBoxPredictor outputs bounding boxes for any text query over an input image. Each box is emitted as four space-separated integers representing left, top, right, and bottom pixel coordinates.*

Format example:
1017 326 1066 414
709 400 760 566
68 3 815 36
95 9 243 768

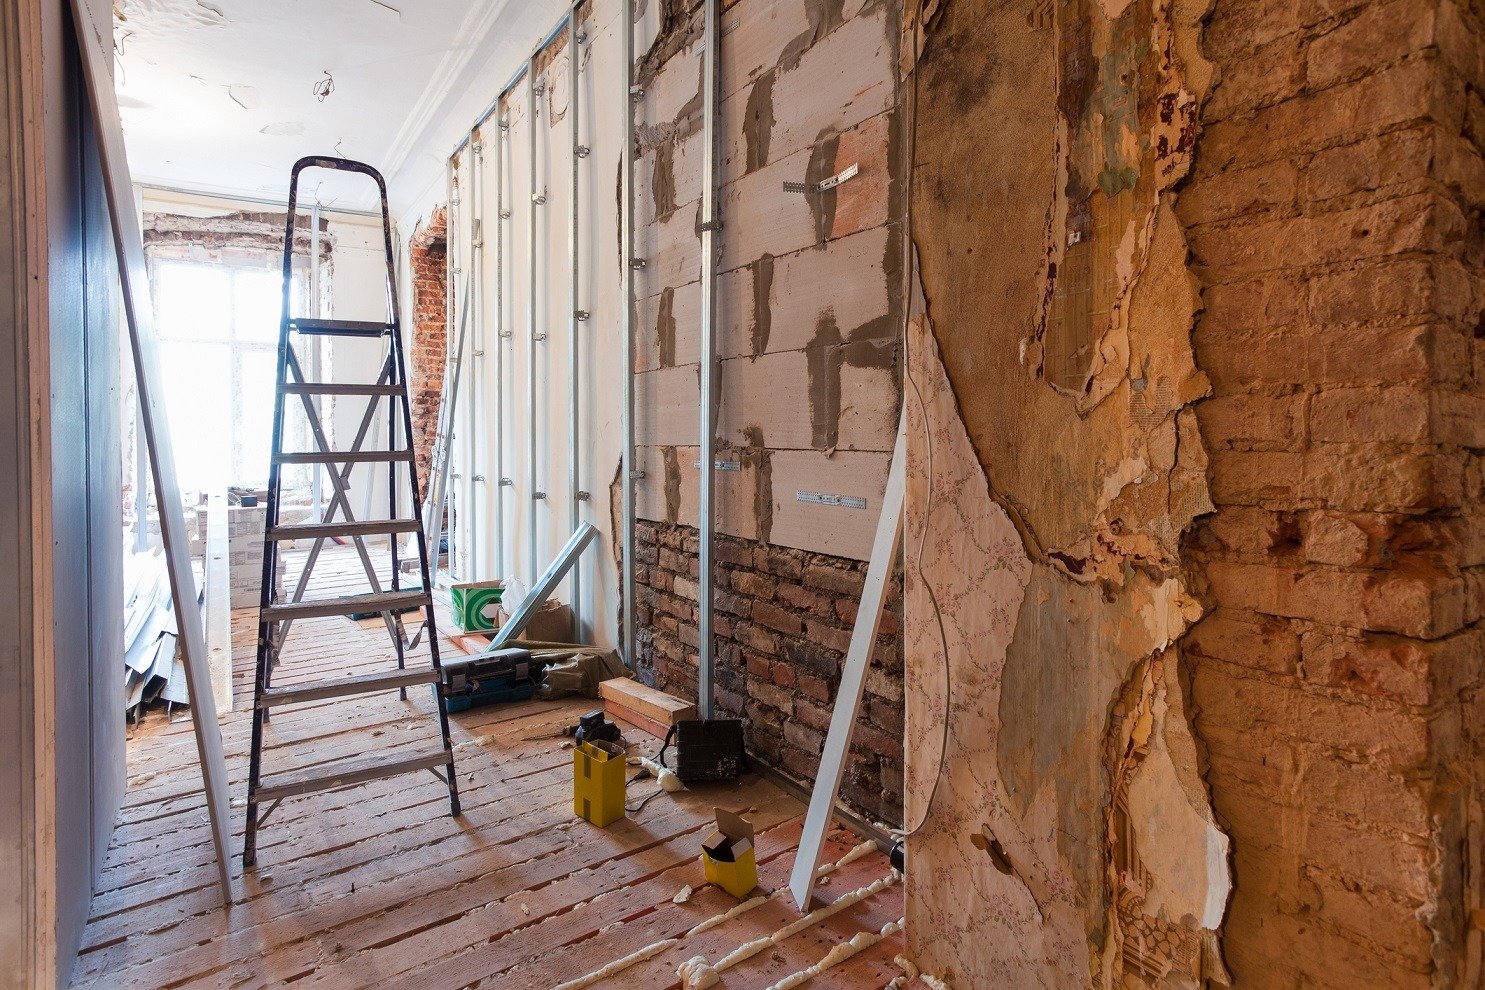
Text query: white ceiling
115 0 568 214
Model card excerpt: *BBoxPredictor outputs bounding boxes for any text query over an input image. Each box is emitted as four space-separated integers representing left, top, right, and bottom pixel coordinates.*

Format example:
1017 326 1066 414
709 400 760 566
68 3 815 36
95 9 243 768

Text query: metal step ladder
244 155 460 869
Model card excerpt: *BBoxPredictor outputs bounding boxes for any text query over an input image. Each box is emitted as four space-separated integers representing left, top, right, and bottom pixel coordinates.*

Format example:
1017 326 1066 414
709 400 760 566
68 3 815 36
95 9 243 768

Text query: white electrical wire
896 1 951 843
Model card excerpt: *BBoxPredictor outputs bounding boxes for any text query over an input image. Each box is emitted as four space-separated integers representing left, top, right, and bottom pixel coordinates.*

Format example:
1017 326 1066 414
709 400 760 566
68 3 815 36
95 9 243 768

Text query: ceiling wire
313 70 335 102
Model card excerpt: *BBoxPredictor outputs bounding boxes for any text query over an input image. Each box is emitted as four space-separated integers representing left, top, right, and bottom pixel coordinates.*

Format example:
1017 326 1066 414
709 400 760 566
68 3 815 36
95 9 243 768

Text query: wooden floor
71 546 905 990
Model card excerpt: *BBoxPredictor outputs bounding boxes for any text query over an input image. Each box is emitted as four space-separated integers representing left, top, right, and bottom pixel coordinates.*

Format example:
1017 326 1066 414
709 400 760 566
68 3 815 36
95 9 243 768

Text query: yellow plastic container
573 740 626 827
701 808 759 898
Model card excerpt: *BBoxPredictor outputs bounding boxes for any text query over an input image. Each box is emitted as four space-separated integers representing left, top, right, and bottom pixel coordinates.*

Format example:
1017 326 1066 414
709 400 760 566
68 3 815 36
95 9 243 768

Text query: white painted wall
392 0 658 650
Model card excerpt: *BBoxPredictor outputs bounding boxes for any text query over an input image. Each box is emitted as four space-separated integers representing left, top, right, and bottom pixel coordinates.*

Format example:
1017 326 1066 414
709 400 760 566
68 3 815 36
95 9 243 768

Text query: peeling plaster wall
903 0 1231 985
906 0 1483 986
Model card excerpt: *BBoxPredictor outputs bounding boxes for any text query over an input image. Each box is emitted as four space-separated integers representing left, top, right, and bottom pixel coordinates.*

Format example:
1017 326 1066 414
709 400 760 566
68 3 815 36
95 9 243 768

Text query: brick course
1179 0 1485 982
627 520 905 825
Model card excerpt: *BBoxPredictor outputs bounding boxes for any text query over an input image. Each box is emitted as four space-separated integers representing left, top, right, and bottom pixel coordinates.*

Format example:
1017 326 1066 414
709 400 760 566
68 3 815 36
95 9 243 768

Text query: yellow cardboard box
701 808 758 898
572 740 626 827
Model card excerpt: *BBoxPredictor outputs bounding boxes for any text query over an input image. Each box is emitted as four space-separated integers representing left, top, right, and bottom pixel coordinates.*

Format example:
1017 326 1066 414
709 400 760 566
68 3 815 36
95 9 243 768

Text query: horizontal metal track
251 747 452 804
281 383 402 396
256 667 438 709
268 518 421 541
275 450 414 465
262 589 429 622
287 317 391 337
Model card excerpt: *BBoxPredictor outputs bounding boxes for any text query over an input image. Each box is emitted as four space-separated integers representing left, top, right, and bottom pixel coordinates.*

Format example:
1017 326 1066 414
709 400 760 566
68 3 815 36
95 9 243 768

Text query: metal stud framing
494 112 509 577
620 0 637 667
527 58 544 586
568 3 586 642
696 0 722 718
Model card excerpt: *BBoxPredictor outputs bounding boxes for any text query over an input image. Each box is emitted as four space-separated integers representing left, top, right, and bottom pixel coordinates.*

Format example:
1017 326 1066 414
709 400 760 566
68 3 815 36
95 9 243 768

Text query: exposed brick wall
1179 0 1484 983
630 521 906 825
408 207 448 497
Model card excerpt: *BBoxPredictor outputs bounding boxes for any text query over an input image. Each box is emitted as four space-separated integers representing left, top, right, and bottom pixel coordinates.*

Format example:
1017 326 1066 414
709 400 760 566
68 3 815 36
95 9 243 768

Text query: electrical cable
627 786 667 814
894 2 952 842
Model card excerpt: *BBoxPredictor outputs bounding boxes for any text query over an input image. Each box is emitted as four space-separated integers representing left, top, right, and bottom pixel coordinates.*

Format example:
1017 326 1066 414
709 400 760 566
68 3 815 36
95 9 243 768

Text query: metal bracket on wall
797 490 867 509
784 162 860 195
695 459 741 471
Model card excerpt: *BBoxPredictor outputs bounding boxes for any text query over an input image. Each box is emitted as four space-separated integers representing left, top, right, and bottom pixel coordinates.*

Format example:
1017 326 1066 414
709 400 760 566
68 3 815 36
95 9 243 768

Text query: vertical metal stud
620 0 638 668
696 0 722 719
527 60 542 586
567 3 584 643
494 115 508 578
466 139 482 578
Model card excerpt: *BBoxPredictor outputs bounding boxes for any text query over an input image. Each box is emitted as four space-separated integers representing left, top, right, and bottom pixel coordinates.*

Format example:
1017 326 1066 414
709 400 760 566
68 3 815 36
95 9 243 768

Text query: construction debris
123 550 190 719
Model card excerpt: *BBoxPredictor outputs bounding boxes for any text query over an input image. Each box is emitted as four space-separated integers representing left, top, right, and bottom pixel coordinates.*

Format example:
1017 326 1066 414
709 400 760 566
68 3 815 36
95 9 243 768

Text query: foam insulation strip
547 939 682 990
549 839 881 990
679 871 902 988
761 918 905 990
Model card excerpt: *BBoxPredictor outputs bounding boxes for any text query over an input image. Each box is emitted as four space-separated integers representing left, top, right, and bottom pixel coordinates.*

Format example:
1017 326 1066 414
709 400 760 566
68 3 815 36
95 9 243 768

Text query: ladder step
257 667 439 709
275 450 414 465
263 589 429 622
268 519 421 541
282 383 403 397
288 317 391 337
252 746 452 804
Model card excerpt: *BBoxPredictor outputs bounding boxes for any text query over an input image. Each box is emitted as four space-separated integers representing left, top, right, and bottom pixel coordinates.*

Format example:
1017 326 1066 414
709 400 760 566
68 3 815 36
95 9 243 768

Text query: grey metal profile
479 522 599 654
527 59 542 586
494 112 508 577
620 0 637 669
468 133 484 577
696 0 722 720
568 5 584 643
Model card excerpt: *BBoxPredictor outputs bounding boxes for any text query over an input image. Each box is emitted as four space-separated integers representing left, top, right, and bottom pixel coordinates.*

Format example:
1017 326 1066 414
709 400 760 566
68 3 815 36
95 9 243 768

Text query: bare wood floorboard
74 546 904 989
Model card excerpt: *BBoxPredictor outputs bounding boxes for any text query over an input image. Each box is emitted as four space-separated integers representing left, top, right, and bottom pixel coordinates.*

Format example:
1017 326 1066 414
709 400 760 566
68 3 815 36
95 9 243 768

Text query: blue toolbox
438 647 545 713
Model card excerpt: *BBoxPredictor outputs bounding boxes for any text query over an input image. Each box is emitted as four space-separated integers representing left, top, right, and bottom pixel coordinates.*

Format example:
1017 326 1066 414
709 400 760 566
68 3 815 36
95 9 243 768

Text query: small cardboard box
451 579 504 631
701 808 758 898
496 599 572 642
572 740 626 828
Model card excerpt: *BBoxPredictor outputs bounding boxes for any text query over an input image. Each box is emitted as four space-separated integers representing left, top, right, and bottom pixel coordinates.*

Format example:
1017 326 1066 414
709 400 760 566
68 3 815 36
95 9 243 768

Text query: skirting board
788 413 905 911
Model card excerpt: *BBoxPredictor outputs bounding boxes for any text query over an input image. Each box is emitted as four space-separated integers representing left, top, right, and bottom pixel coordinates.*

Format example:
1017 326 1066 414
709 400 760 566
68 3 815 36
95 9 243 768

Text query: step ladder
244 156 460 868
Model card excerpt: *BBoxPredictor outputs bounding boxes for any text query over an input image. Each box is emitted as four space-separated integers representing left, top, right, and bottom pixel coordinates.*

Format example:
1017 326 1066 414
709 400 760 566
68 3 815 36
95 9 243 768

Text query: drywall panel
635 365 700 447
719 6 893 179
717 350 813 449
718 224 894 359
719 0 810 100
767 448 890 559
635 279 702 372
719 109 891 273
635 197 703 299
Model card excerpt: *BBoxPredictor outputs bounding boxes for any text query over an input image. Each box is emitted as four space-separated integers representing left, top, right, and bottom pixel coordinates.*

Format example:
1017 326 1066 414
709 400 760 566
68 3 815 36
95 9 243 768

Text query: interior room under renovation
4 0 1485 986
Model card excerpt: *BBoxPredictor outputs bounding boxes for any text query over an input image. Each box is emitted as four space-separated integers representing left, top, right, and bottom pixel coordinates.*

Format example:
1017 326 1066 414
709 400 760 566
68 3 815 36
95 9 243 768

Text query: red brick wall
1179 0 1484 982
408 207 448 497
632 521 906 825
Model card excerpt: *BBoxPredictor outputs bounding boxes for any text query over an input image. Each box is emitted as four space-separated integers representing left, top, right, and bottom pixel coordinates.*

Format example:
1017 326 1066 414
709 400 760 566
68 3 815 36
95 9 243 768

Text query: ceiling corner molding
381 0 515 177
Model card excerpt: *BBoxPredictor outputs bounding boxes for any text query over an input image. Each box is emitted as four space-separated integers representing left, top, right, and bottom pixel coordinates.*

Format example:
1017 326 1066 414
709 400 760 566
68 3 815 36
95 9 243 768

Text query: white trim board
69 0 233 902
788 412 905 910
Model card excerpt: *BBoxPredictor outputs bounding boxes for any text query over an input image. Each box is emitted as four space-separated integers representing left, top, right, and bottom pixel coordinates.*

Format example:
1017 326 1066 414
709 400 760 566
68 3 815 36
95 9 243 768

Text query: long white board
69 0 232 901
788 413 905 910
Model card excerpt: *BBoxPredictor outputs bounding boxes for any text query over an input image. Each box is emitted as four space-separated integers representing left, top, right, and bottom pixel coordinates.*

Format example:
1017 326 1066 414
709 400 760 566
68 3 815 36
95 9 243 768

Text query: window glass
149 259 310 498
156 262 231 341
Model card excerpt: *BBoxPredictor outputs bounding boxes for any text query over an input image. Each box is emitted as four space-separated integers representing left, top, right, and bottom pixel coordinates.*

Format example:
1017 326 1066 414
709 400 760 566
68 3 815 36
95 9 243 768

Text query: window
151 260 310 496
